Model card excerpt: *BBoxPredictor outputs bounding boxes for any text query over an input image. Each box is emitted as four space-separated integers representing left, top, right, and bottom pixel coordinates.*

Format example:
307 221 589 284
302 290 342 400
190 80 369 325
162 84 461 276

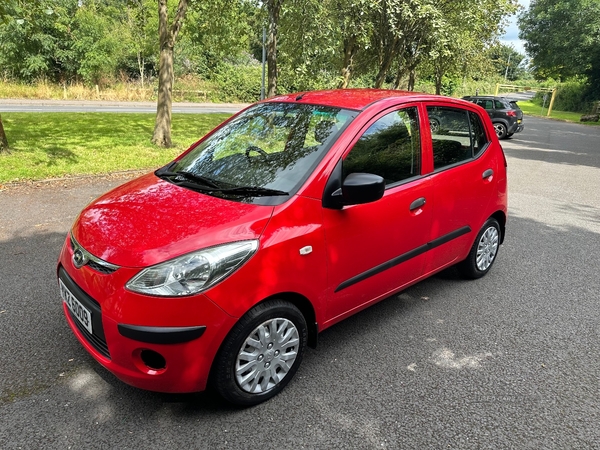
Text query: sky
499 0 531 55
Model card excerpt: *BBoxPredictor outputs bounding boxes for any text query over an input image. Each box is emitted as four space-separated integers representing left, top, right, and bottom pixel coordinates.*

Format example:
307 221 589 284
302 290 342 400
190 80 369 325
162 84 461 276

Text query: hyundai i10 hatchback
58 89 507 405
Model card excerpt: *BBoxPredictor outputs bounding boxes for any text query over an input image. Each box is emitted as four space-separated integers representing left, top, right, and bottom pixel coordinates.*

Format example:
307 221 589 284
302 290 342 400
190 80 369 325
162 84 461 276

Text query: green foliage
530 81 591 112
519 0 600 80
552 82 590 112
119 0 157 84
0 0 76 81
0 0 528 101
208 63 262 103
71 3 128 85
486 44 527 81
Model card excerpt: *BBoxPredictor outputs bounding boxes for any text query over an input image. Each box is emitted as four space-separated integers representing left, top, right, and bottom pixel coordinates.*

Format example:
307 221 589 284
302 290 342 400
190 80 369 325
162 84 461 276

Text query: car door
476 98 495 120
424 104 497 270
322 106 433 326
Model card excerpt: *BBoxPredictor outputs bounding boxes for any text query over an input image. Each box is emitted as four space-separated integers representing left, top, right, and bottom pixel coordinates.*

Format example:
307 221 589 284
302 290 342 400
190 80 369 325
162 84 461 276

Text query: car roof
464 95 511 100
464 95 522 105
265 89 458 110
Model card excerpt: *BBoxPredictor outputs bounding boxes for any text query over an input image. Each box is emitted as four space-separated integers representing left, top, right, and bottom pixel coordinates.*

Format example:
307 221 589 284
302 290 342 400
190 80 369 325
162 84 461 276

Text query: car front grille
69 235 119 275
87 260 118 275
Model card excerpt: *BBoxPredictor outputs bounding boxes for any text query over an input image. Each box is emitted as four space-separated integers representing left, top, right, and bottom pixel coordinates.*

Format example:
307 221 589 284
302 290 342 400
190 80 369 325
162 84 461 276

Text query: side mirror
339 173 385 205
322 160 385 209
327 172 384 208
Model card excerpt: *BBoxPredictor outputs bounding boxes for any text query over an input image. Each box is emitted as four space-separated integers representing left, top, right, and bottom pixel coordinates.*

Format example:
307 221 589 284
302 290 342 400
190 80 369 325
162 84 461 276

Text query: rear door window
476 99 493 110
427 106 490 169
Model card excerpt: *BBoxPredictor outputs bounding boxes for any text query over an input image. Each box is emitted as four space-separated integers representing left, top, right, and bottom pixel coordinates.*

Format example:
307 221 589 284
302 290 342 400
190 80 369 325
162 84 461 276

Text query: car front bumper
57 236 237 393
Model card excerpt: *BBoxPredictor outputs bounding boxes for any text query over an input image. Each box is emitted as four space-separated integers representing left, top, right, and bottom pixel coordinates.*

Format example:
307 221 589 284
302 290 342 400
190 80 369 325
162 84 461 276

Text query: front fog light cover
126 240 259 296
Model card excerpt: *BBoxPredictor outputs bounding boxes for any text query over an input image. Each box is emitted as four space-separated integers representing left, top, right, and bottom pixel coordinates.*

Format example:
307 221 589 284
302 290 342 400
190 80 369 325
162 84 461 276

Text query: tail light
506 110 517 117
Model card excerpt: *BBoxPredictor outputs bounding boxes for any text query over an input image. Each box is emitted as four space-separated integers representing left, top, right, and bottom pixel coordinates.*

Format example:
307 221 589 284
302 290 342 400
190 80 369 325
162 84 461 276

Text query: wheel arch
263 292 319 349
211 292 319 381
491 210 506 244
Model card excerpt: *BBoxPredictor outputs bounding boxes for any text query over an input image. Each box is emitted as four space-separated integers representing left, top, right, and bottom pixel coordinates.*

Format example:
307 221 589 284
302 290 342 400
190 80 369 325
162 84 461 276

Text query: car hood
72 173 274 267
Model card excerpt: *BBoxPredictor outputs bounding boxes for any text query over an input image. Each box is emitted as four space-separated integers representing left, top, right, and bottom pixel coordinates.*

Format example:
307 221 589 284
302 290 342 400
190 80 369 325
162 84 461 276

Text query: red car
58 89 507 405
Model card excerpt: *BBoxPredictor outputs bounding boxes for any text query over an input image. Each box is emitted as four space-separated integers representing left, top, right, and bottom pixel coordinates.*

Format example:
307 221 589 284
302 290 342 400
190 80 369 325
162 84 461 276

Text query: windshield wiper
157 166 287 197
214 186 289 197
158 169 221 188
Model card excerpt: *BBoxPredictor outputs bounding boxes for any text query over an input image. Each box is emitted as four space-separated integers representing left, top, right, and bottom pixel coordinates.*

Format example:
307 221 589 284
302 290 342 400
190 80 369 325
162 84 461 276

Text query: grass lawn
517 101 600 125
0 112 231 183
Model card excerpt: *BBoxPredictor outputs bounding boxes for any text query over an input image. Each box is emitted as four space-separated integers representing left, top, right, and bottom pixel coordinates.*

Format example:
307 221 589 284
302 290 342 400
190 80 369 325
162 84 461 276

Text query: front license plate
59 279 93 334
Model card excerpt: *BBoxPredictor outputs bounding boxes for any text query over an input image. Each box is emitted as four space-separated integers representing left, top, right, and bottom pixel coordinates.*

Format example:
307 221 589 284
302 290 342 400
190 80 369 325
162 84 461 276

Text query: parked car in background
462 95 524 139
58 89 508 406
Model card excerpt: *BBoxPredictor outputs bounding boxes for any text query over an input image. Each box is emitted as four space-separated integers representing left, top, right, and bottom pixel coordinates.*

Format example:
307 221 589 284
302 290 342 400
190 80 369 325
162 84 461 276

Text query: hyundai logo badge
73 248 88 269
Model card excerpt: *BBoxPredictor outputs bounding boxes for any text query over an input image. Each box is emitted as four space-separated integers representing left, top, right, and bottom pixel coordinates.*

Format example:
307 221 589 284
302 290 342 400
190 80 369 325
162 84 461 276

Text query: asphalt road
1 116 599 448
0 99 248 114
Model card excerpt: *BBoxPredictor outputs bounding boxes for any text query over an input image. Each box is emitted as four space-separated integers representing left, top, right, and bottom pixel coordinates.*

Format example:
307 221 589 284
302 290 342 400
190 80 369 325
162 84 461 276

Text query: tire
458 218 501 279
212 299 307 406
493 122 507 139
430 117 440 134
506 132 514 138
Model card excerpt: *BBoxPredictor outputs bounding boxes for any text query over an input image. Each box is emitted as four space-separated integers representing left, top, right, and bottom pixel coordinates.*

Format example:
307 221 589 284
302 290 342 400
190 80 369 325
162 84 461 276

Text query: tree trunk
434 66 443 95
338 36 357 89
137 51 145 88
407 69 416 91
393 62 407 90
373 39 397 89
266 0 282 98
151 0 188 147
152 45 174 147
0 115 9 154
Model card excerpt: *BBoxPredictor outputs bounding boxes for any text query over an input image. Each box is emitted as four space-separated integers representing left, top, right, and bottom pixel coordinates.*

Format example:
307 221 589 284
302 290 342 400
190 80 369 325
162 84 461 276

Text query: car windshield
161 102 357 205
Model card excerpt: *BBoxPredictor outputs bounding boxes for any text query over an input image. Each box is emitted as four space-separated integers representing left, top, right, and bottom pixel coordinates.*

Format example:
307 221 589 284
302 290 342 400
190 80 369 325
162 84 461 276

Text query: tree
0 1 76 82
125 0 155 87
71 3 129 85
151 0 189 147
487 44 526 81
519 0 600 80
0 115 9 154
419 0 518 94
278 0 376 91
330 0 377 88
265 0 283 97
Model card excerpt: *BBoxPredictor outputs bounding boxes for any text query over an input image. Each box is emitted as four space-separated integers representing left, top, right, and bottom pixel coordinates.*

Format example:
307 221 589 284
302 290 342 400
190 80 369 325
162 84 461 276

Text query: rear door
424 104 497 271
475 98 495 120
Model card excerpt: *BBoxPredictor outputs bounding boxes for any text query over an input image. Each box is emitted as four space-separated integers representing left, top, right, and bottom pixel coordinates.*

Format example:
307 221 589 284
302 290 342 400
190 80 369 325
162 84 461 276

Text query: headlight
126 240 259 296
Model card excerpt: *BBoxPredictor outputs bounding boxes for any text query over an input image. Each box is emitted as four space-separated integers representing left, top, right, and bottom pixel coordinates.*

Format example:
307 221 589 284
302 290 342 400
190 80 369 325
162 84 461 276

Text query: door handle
409 197 426 211
482 169 494 179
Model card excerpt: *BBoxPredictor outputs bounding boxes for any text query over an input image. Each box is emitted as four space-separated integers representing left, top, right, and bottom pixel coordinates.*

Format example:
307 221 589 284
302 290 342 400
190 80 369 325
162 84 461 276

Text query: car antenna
296 92 306 101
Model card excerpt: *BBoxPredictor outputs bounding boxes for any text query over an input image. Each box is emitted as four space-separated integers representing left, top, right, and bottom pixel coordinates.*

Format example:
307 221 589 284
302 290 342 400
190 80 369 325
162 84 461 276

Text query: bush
551 82 588 112
530 81 589 112
208 63 262 103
